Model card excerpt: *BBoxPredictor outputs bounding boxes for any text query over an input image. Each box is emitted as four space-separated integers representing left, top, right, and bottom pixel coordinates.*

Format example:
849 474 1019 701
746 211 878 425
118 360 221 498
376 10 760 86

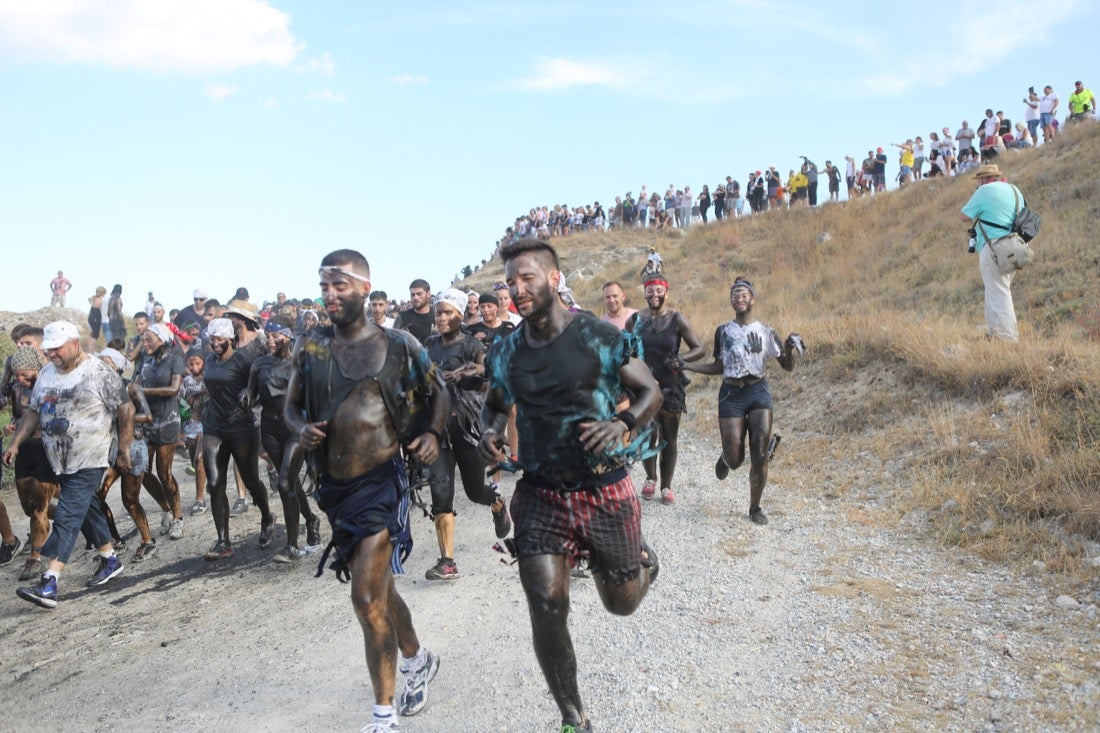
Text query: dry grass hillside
461 123 1100 578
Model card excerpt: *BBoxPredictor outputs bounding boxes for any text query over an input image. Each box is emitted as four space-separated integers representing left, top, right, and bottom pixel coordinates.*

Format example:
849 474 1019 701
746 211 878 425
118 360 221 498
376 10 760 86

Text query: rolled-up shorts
314 456 411 581
718 379 773 419
511 469 643 585
126 440 149 477
14 437 59 484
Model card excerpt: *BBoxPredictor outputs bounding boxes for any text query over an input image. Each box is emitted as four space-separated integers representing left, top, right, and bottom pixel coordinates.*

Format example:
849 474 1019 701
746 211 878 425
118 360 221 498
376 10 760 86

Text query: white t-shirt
30 356 127 475
1039 93 1058 114
715 320 781 379
1024 98 1040 122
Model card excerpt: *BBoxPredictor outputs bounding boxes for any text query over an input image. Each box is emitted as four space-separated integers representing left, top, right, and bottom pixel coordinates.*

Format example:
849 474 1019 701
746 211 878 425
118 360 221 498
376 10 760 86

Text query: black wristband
615 411 637 431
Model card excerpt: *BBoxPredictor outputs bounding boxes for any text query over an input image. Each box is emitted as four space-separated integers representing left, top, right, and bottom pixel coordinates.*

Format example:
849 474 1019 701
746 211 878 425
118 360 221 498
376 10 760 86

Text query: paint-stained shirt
486 312 644 486
714 321 782 379
30 356 127 475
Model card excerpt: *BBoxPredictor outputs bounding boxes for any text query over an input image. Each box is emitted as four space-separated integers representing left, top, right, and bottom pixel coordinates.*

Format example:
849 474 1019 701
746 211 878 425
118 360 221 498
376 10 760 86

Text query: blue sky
0 0 1094 314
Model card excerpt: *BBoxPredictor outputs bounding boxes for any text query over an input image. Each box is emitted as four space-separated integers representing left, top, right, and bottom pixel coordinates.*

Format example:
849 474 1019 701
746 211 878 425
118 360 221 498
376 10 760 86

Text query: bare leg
0 499 15 544
349 531 421 706
153 444 182 518
656 410 681 490
519 553 587 727
120 473 153 544
745 409 774 511
718 416 748 472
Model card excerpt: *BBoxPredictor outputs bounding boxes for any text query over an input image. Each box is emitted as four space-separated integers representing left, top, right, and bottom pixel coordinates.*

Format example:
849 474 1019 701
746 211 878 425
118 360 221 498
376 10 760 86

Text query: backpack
979 185 1040 243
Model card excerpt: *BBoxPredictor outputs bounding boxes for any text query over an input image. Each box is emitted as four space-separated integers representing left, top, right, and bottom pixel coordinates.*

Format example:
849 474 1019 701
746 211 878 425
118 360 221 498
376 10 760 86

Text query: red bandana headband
644 276 669 289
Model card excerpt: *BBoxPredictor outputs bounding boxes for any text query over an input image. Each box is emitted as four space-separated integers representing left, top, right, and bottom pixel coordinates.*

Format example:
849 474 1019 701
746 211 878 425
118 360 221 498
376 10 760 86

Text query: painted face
504 253 557 320
603 285 625 314
142 330 164 354
14 369 37 388
644 283 667 310
186 356 204 376
209 335 231 357
320 268 369 328
479 301 499 323
266 331 290 355
433 303 463 336
730 286 754 313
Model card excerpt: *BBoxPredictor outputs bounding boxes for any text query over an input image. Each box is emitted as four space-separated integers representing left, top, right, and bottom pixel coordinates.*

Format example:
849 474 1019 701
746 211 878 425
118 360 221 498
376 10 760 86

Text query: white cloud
0 0 301 73
264 97 279 108
509 57 633 92
306 51 336 76
204 83 238 102
390 73 429 87
306 88 347 103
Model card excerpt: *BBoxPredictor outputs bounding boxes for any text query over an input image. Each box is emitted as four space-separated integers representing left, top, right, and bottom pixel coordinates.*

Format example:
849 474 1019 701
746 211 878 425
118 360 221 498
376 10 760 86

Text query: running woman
626 275 705 505
421 289 511 581
199 318 276 561
137 324 186 540
683 277 804 525
243 315 321 563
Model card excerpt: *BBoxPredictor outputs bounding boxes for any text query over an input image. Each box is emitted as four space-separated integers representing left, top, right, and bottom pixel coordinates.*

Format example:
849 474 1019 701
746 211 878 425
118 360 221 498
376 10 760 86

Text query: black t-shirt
139 350 185 445
395 309 435 344
468 320 515 347
485 313 635 485
250 353 292 426
202 351 254 436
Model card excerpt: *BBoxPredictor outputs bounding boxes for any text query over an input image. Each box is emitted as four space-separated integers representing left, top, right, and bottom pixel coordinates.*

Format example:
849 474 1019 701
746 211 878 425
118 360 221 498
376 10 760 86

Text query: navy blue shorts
718 379 773 419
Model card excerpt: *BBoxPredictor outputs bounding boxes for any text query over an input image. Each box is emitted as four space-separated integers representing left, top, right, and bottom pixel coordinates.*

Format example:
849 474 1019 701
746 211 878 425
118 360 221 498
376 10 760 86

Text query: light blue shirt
961 181 1017 251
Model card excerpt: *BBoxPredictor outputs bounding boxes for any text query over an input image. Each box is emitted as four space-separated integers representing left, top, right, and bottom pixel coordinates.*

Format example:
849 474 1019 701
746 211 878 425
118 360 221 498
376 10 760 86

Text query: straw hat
974 163 1002 179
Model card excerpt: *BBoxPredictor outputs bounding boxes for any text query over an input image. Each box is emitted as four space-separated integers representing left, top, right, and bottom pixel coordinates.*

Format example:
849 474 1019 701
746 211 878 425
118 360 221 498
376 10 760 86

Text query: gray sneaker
398 649 439 716
18 557 44 582
230 498 249 517
189 500 207 516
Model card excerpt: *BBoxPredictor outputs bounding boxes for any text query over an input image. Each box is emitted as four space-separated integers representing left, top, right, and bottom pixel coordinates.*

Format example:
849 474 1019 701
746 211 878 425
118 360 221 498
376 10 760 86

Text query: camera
967 228 977 253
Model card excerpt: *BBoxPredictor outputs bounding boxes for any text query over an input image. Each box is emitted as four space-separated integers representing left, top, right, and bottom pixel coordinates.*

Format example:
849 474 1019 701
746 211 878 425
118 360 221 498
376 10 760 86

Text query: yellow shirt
900 148 914 167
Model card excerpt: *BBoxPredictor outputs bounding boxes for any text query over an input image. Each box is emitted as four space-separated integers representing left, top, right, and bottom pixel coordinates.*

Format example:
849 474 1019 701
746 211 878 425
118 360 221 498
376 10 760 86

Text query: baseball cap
41 321 80 349
194 288 208 299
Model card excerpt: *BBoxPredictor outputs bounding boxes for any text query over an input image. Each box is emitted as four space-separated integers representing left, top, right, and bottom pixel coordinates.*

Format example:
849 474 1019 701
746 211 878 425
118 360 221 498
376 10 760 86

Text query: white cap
194 288 208 299
435 288 468 315
207 318 235 340
41 321 80 349
147 323 174 344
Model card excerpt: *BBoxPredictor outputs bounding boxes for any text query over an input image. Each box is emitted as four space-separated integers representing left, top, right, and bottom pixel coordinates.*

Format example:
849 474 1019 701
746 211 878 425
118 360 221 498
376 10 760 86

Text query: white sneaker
359 716 400 732
169 517 184 540
159 511 172 536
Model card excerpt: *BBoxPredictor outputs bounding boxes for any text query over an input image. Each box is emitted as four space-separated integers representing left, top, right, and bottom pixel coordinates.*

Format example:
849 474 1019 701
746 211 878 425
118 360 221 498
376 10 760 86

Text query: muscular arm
114 401 135 471
284 342 322 448
129 383 154 424
478 386 512 463
674 313 706 363
579 355 662 453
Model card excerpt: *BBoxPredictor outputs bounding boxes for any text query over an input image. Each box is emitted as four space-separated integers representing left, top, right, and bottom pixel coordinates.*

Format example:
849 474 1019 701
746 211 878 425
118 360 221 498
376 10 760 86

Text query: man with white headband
287 250 448 732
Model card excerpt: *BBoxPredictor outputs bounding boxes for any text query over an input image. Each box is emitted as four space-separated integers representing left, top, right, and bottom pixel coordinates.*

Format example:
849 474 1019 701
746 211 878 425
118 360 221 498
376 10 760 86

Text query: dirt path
1 402 1097 732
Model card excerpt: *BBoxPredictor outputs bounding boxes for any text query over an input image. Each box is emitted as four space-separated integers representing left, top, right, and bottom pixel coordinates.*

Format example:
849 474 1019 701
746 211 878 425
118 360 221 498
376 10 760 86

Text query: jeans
41 467 110 564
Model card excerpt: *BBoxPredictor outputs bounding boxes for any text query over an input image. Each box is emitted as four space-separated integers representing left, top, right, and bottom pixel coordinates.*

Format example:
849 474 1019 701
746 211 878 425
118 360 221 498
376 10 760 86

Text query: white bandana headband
319 265 371 284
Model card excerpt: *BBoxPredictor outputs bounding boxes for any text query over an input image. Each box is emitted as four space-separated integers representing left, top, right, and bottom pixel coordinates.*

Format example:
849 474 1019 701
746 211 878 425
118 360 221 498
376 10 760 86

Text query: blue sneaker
86 554 124 587
17 574 58 610
398 649 439 716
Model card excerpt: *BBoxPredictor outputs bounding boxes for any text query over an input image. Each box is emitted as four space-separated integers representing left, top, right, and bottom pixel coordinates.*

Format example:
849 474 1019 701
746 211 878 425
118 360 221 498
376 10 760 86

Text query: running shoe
766 433 782 461
492 502 512 539
398 648 439 716
424 558 459 581
715 456 730 480
16 573 58 610
132 541 158 563
229 498 249 516
184 464 196 476
359 715 400 732
258 517 277 548
159 511 172 536
640 478 657 501
19 533 32 555
18 557 44 582
660 487 675 505
169 517 185 540
0 535 23 566
86 554 124 587
305 515 322 547
203 540 234 561
189 500 207 516
749 507 769 525
560 721 592 733
272 545 302 564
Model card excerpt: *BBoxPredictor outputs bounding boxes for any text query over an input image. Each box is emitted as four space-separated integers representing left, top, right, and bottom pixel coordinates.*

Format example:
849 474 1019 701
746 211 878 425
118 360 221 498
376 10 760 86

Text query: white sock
99 550 115 559
399 648 425 672
43 569 59 580
373 704 395 720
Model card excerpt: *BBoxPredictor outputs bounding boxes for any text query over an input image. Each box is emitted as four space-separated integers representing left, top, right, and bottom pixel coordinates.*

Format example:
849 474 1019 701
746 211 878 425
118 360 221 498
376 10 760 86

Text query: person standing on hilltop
479 239 661 733
683 278 804 525
960 163 1024 342
286 249 446 732
49 271 72 309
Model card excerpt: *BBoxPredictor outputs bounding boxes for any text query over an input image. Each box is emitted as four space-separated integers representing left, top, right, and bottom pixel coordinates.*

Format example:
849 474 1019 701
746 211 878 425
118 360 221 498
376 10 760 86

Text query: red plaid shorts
510 472 643 585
